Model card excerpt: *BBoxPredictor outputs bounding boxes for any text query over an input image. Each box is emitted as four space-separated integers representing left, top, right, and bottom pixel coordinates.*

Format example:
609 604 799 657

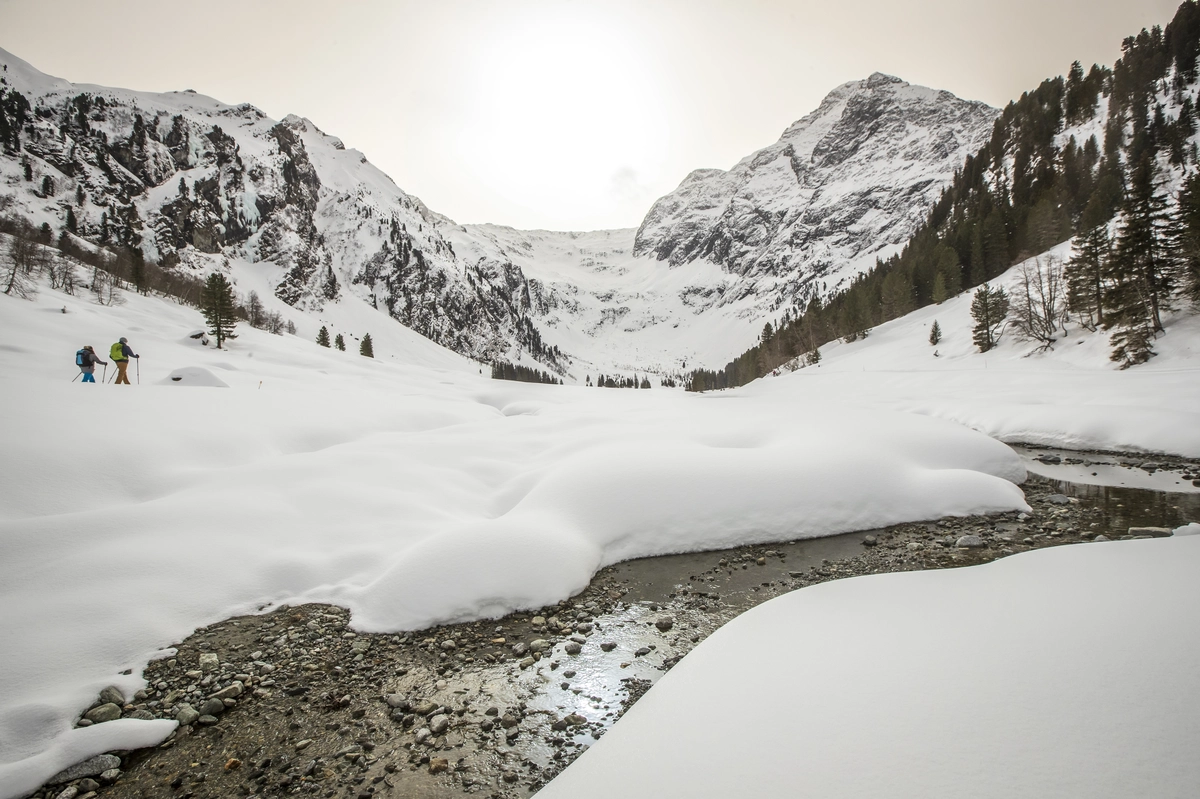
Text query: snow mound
1175 522 1200 536
538 536 1200 799
158 367 229 387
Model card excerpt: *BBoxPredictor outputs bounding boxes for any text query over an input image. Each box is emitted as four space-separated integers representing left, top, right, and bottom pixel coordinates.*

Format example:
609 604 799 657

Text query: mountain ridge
0 47 997 378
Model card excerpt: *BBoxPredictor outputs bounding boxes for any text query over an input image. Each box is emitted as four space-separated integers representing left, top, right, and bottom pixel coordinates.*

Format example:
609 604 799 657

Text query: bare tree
48 251 79 294
3 236 38 298
91 265 124 306
1010 257 1067 352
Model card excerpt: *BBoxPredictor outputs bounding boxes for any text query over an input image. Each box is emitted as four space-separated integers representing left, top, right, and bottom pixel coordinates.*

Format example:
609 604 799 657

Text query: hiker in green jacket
110 337 139 385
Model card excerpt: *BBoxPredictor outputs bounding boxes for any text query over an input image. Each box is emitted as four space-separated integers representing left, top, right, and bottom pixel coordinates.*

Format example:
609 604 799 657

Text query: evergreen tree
1110 156 1177 332
1173 171 1200 307
1064 224 1110 329
316 326 330 347
65 207 77 234
199 272 238 349
334 333 346 351
970 284 1009 352
929 320 942 345
359 333 374 358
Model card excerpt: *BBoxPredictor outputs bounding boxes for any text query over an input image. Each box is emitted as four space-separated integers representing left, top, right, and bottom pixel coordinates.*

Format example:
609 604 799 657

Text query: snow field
757 245 1200 457
537 532 1200 799
0 279 1029 796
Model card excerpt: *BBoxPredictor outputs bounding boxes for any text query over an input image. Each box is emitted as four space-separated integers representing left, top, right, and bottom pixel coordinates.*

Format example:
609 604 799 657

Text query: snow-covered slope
0 50 997 379
634 73 998 301
755 243 1200 457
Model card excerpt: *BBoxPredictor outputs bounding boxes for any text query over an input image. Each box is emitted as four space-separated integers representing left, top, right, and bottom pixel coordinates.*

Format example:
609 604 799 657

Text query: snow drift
537 534 1200 799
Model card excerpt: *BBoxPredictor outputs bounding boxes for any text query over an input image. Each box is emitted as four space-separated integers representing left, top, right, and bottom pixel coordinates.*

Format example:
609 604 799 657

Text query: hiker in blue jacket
76 346 107 383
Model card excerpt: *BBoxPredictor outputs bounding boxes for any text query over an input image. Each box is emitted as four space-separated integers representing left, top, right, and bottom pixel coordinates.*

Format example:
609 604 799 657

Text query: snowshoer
110 337 139 385
76 346 107 383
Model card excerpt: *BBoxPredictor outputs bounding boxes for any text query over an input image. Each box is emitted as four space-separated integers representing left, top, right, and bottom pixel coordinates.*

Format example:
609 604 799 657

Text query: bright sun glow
457 7 670 227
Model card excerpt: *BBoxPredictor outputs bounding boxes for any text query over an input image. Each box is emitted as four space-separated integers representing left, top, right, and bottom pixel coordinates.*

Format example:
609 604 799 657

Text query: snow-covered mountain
0 49 996 377
0 48 550 368
634 73 998 301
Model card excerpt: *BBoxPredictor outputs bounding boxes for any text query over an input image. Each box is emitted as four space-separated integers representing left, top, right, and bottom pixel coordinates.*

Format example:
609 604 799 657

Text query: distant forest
688 0 1200 389
490 361 562 385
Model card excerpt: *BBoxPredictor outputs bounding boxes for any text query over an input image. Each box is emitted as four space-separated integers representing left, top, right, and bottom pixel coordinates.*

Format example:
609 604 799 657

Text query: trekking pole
136 358 140 384
71 371 81 382
102 363 107 382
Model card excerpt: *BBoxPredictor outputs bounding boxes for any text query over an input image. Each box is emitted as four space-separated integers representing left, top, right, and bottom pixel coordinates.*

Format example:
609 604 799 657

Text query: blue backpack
76 349 87 367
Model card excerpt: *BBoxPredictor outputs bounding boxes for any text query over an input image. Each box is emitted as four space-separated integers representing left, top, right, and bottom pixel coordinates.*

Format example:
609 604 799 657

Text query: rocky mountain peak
634 76 997 309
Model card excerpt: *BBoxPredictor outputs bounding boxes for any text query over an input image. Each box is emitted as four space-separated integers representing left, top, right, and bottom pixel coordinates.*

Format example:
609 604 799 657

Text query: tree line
687 0 1200 389
491 361 562 384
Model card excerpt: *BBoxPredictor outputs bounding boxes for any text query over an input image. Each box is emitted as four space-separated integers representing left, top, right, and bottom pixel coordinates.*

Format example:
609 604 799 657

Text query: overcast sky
0 0 1183 231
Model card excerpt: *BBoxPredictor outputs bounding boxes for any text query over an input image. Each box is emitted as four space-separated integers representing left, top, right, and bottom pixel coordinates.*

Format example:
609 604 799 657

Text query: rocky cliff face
634 73 998 306
0 49 558 367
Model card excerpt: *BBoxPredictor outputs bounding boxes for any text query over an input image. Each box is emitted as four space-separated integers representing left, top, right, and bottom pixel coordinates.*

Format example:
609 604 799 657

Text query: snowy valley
2 5 1200 799
0 49 996 379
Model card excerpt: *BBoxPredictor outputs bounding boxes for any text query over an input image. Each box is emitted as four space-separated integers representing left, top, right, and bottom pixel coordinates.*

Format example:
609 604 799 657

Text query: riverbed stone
84 703 121 723
564 642 582 655
1127 526 1172 538
655 617 674 632
530 638 551 652
1046 494 1070 505
198 653 220 672
174 704 199 725
955 535 986 548
98 686 125 706
429 714 450 735
47 754 121 784
199 697 226 716
210 680 243 700
412 700 439 716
